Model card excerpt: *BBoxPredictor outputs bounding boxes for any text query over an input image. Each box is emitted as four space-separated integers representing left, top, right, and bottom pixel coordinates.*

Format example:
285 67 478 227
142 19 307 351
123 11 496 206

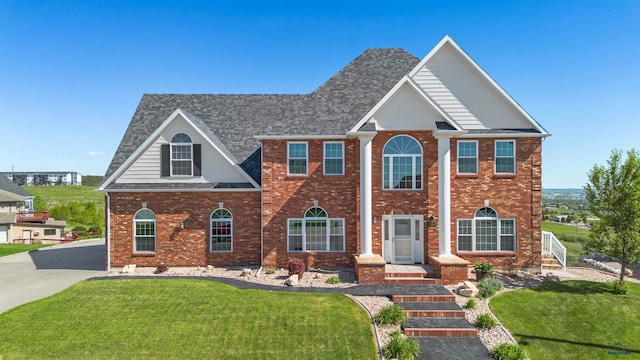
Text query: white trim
99 108 260 190
408 35 549 135
349 76 462 134
106 192 111 271
287 141 308 176
169 133 194 177
255 134 348 140
494 139 516 175
98 188 261 193
457 140 478 175
359 135 374 258
459 132 547 138
437 136 452 257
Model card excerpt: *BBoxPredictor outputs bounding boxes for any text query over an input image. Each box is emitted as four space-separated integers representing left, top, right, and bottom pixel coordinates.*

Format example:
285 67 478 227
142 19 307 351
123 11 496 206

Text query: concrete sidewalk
0 238 105 314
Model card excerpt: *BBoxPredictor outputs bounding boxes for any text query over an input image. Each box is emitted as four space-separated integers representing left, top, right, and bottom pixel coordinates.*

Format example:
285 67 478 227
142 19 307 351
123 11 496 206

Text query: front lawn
0 279 377 359
0 244 50 257
491 280 640 359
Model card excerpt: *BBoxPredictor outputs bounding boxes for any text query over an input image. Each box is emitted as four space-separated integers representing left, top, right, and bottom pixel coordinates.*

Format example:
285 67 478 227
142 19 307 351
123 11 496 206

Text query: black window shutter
193 144 202 176
161 144 170 177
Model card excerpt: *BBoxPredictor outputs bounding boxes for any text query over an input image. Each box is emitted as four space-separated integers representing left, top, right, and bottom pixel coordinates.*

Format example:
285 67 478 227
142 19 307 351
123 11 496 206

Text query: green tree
33 195 47 210
585 149 640 283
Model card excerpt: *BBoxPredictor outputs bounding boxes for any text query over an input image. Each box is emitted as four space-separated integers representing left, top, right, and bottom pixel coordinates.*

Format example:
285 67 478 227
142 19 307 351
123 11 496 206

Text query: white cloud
87 151 105 156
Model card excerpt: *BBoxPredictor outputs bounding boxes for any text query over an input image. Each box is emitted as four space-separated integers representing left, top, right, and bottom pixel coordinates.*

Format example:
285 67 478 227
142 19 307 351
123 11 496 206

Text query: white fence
542 231 567 270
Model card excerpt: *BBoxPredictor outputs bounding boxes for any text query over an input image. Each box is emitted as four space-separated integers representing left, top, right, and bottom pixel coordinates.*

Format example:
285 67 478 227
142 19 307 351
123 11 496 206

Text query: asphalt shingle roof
103 48 420 185
0 175 31 197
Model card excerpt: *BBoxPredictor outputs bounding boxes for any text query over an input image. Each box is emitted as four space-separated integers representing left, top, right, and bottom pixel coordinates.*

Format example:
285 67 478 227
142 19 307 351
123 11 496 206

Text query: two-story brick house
99 36 549 284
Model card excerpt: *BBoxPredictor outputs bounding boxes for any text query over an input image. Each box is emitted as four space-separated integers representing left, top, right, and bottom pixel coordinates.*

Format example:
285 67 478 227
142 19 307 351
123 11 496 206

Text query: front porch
354 255 469 285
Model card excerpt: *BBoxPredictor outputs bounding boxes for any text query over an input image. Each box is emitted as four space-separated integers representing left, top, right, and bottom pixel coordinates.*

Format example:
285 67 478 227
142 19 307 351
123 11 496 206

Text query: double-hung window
288 207 344 252
324 142 344 175
383 135 422 190
288 142 308 175
457 207 515 252
457 141 478 174
171 133 193 176
495 140 515 174
134 209 156 253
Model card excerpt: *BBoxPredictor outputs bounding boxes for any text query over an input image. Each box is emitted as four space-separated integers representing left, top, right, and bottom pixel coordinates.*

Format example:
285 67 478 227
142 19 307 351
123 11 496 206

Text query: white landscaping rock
284 274 298 286
458 281 478 297
240 268 253 277
121 264 136 273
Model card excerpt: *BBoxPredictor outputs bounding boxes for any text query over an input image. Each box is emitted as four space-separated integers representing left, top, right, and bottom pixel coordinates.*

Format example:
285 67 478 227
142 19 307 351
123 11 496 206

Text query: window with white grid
457 207 515 252
287 207 344 252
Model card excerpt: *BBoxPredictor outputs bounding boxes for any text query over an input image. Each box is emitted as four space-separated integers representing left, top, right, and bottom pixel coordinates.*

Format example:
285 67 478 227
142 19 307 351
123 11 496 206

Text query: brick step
385 272 427 279
403 318 478 338
397 302 465 318
392 294 455 303
385 277 441 285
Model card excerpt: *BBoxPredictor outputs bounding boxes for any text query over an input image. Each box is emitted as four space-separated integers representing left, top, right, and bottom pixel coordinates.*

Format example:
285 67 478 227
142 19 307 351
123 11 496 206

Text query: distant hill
543 188 585 200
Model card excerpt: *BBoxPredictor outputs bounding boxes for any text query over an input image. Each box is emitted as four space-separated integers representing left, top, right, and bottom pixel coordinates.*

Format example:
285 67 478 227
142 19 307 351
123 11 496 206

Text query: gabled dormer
99 109 260 191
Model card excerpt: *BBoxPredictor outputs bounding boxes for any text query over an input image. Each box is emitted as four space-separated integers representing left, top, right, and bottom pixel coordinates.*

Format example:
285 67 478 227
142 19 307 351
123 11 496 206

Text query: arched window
383 135 422 190
288 207 344 252
210 209 232 252
457 207 515 252
171 133 193 176
134 209 156 253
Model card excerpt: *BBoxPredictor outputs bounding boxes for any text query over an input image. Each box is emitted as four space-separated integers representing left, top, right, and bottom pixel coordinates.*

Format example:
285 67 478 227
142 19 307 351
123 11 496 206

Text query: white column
359 134 375 258
437 136 453 257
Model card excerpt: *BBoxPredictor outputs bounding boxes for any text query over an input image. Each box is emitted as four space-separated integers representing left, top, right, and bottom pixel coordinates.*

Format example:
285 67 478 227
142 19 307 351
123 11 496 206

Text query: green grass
0 244 50 257
24 185 103 207
542 221 591 238
491 280 640 360
0 279 377 360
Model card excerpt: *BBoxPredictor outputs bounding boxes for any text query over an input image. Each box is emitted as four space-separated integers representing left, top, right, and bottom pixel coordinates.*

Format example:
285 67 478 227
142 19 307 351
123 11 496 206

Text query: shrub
490 343 528 360
72 226 87 232
478 276 504 298
474 262 494 273
475 313 498 329
325 276 340 284
264 268 275 275
612 280 629 295
374 304 406 325
464 298 477 309
88 225 102 234
288 258 305 280
382 330 420 360
154 265 169 274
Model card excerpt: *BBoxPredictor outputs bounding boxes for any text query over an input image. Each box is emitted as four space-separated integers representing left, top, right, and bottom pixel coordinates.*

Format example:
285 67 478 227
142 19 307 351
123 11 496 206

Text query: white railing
542 231 566 270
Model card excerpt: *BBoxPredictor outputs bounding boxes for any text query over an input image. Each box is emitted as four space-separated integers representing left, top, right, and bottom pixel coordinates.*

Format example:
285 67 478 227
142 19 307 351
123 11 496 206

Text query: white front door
382 215 423 264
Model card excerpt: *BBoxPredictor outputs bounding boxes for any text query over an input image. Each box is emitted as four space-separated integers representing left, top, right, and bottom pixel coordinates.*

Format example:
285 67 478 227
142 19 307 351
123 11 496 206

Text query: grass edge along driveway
0 279 377 360
0 244 50 257
490 280 640 360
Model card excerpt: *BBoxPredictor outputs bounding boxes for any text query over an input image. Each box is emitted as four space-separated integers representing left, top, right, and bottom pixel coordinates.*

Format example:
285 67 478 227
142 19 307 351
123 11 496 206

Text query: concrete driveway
0 238 105 314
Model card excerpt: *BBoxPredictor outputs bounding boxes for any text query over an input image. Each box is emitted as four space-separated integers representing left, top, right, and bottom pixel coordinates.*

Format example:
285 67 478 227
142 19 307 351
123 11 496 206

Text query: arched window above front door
383 135 422 190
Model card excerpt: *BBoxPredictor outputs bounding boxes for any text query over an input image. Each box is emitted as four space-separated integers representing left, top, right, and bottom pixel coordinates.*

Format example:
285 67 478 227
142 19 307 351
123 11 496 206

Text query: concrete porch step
385 277 442 285
392 294 456 303
403 318 478 338
397 302 465 318
542 258 559 264
542 263 563 270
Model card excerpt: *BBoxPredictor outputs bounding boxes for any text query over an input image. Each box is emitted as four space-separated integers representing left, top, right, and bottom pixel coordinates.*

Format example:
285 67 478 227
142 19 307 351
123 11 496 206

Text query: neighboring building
0 176 66 243
99 36 550 284
2 171 82 186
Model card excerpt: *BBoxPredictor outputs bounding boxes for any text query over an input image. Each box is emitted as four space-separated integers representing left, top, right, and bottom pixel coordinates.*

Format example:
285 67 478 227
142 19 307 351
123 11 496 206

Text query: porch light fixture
180 221 185 229
428 215 437 227
373 216 377 224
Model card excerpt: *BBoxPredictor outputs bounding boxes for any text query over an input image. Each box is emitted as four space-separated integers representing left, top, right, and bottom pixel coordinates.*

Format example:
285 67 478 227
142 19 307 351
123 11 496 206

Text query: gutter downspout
257 143 264 276
105 192 111 271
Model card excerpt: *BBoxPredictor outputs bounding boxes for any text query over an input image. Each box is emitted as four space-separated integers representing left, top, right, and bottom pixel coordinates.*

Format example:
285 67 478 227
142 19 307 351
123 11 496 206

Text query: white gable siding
371 83 441 131
412 43 531 130
117 115 247 184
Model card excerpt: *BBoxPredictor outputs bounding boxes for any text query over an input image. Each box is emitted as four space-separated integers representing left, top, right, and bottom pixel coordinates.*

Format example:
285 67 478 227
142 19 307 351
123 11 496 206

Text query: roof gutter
105 192 111 271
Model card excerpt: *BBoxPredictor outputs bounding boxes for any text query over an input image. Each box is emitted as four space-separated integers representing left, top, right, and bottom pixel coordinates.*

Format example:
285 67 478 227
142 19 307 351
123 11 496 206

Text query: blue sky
1 1 639 188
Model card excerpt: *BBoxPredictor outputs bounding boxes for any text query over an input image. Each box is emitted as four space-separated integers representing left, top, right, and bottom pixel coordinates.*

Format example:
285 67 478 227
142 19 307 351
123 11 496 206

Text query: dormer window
171 133 193 176
161 133 202 177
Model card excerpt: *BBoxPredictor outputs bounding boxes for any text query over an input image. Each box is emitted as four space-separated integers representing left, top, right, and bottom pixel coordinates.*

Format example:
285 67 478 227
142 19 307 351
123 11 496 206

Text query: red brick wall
261 139 360 268
108 191 261 267
450 137 543 269
370 131 439 262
